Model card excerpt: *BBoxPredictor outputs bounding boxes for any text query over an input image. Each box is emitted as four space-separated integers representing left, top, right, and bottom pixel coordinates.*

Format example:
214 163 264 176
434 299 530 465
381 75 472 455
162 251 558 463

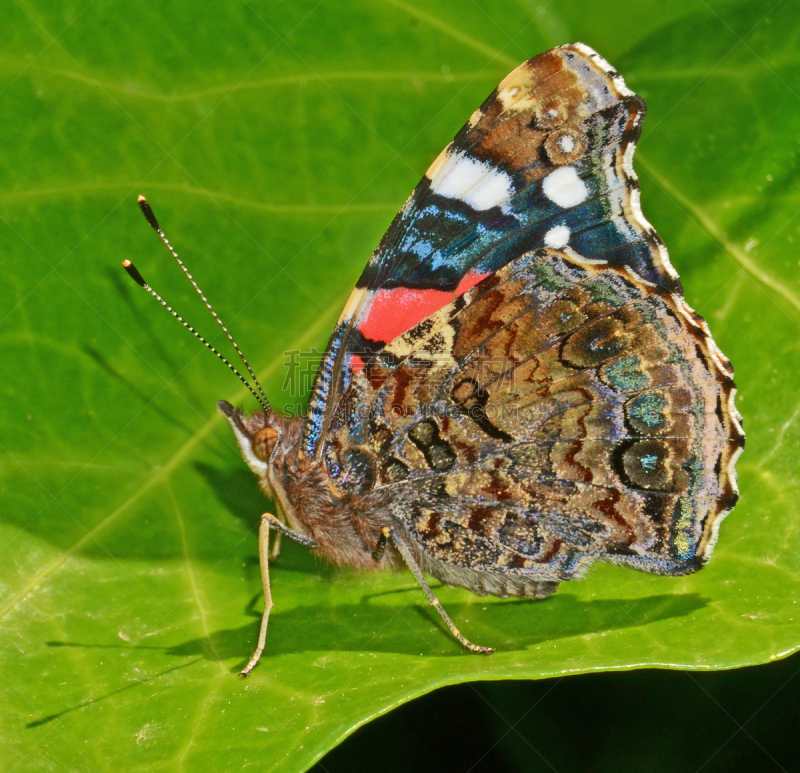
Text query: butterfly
126 43 744 675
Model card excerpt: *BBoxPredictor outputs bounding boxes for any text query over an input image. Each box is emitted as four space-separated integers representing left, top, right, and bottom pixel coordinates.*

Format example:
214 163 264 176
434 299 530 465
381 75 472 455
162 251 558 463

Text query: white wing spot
430 151 515 211
544 225 570 249
542 166 589 208
557 134 575 153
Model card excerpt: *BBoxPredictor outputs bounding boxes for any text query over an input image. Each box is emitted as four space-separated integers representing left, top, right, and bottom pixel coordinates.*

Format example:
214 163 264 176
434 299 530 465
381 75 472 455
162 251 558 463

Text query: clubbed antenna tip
137 194 160 232
121 259 146 288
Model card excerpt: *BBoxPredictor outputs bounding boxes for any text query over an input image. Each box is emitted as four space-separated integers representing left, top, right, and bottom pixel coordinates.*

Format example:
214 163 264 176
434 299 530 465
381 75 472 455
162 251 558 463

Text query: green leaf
2 0 798 769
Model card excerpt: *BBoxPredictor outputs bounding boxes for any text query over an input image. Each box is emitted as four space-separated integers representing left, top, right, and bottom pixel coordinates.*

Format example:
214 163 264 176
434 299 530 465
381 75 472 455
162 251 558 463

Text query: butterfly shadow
84 345 197 439
45 588 709 676
192 461 338 579
105 266 206 415
194 460 264 534
25 658 203 729
252 589 710 658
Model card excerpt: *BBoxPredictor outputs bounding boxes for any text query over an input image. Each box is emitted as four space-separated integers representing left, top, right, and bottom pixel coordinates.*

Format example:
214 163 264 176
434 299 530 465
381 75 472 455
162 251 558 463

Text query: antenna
122 259 270 412
136 195 270 408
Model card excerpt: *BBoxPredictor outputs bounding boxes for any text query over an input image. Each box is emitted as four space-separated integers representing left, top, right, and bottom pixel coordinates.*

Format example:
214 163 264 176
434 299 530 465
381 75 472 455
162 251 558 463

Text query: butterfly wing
303 43 681 459
322 247 743 593
305 43 743 593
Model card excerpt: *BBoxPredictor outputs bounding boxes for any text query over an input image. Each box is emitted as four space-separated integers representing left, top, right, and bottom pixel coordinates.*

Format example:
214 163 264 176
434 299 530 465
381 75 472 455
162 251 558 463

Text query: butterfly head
217 400 283 483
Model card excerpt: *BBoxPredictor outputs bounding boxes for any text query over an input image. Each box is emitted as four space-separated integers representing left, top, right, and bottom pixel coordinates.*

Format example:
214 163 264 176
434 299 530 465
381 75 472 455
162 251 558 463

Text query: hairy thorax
267 417 397 569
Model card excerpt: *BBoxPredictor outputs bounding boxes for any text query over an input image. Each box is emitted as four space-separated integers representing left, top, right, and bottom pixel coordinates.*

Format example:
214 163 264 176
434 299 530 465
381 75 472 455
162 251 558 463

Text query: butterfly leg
262 511 319 548
268 531 282 563
239 514 319 676
372 526 390 563
389 529 494 655
240 515 274 677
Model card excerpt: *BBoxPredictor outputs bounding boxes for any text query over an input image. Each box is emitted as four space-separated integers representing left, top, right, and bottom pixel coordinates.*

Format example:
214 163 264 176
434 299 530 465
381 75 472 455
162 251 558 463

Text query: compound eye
252 427 278 462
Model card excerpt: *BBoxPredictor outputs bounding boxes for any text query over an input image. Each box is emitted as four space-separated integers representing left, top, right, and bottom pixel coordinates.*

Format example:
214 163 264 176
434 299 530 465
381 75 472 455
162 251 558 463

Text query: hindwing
321 249 742 589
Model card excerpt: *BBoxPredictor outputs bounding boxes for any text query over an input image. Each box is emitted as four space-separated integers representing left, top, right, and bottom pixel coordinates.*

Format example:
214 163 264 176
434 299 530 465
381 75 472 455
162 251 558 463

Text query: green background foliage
1 0 798 770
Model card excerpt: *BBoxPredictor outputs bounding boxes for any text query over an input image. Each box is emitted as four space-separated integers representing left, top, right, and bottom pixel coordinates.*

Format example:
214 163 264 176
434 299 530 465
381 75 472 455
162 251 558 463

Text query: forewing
303 43 677 458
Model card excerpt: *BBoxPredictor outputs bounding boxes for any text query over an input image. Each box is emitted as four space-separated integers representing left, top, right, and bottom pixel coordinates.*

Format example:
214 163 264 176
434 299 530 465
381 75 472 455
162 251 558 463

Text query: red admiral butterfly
125 44 744 675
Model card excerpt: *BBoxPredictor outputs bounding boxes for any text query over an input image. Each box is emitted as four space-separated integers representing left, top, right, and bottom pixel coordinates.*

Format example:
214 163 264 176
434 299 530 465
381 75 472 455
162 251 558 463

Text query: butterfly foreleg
389 528 494 655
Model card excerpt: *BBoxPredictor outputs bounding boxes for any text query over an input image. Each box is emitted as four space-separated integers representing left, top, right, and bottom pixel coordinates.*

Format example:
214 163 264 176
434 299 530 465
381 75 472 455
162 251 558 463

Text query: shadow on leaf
25 658 202 729
46 591 708 671
194 460 267 534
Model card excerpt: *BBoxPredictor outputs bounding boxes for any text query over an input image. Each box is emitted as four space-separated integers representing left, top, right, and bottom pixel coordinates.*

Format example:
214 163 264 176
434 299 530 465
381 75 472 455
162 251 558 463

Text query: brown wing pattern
322 248 743 594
